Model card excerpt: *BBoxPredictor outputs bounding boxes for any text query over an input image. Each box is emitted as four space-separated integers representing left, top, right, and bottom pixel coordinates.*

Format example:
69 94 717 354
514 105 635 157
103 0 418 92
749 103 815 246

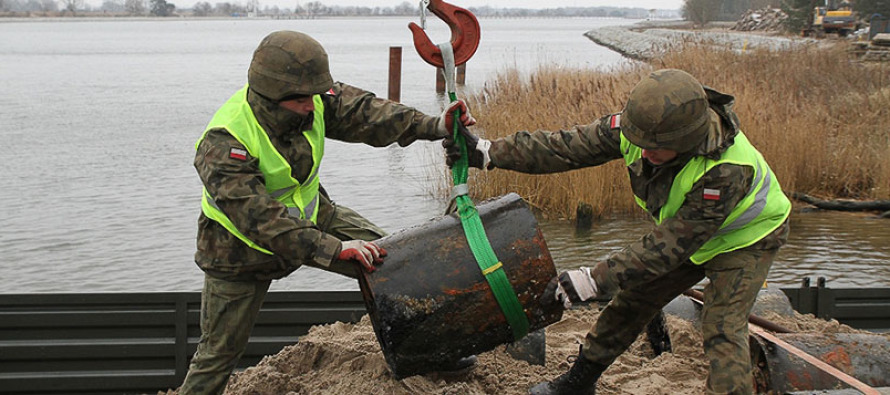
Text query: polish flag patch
610 114 621 129
325 88 336 95
229 148 248 161
703 188 721 201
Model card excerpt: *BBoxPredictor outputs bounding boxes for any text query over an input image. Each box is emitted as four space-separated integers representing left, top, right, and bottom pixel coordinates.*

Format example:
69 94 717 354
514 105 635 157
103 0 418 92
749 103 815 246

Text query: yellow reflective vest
620 131 791 264
196 85 325 255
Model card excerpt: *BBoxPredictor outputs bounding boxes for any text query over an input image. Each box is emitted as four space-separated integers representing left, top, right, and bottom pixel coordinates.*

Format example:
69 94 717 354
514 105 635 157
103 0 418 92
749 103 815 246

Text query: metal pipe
682 288 793 333
750 327 886 394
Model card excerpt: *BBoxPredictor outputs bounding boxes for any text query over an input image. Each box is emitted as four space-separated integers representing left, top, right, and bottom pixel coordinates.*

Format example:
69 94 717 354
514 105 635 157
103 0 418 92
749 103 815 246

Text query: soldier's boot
528 348 606 395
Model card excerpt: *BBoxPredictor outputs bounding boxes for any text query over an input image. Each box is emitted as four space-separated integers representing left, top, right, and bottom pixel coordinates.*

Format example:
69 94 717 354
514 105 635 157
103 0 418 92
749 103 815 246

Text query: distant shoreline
0 13 659 21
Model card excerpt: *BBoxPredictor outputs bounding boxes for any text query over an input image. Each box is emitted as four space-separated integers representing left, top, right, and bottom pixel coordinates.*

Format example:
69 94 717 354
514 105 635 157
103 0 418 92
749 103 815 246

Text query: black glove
442 123 491 169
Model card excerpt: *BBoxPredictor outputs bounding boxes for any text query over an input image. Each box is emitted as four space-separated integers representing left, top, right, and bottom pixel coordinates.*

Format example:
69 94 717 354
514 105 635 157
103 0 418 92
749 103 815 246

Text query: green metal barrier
0 284 887 394
781 278 890 332
0 291 366 395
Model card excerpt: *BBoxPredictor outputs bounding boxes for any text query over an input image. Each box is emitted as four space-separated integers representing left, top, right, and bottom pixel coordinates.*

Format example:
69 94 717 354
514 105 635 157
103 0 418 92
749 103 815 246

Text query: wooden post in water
388 47 402 102
435 67 445 93
437 63 468 93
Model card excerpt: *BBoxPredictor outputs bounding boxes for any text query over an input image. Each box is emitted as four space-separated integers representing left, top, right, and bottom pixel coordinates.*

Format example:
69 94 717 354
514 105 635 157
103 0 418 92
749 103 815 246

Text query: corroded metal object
506 328 547 366
751 332 890 393
358 193 562 379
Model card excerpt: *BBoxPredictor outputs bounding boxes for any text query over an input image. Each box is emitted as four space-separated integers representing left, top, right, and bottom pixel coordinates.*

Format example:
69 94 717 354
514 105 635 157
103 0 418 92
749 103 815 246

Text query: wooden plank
872 33 890 45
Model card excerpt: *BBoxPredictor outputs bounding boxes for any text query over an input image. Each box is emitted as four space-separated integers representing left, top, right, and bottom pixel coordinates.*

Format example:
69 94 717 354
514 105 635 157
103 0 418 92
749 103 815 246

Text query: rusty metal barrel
357 193 563 379
751 332 890 392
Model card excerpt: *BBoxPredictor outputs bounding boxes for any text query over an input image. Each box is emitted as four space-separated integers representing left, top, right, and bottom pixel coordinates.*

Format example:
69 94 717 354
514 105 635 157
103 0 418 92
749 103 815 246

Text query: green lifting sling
440 42 529 341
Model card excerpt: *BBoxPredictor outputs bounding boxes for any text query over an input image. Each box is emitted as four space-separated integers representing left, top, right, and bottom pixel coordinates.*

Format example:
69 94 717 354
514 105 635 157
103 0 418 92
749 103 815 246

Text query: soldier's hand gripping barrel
357 193 563 379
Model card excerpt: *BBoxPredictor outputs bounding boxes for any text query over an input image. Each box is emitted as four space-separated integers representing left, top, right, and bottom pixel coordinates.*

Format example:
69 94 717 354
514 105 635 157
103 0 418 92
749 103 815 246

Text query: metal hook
408 0 481 68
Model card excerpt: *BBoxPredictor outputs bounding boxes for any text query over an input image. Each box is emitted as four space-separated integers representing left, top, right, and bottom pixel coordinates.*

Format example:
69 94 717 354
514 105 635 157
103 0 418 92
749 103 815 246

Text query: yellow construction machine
804 0 861 37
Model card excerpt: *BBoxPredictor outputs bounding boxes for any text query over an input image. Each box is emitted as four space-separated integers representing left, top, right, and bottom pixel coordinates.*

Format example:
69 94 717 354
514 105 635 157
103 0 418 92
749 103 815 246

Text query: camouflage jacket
194 82 444 281
489 102 788 294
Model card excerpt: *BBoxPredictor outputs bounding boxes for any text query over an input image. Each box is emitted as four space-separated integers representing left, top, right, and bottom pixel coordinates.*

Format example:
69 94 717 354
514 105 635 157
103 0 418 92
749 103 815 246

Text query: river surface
1 17 887 293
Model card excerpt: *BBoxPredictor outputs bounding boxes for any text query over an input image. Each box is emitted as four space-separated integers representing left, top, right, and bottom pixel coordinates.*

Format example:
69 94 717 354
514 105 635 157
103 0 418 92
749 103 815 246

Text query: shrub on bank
453 43 890 220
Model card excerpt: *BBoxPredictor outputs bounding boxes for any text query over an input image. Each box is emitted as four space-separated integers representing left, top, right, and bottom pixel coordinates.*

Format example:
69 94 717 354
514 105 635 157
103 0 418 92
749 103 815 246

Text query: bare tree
750 0 780 9
100 0 125 12
149 0 173 15
393 1 414 15
124 0 144 15
215 2 246 15
304 1 323 17
27 0 59 12
263 4 279 15
216 1 234 15
59 0 83 13
781 0 818 32
856 0 890 18
683 0 721 25
192 0 210 15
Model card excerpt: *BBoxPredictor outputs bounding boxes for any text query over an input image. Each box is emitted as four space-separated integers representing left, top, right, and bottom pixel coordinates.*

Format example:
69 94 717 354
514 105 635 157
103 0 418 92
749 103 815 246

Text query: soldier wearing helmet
446 69 791 394
181 31 475 395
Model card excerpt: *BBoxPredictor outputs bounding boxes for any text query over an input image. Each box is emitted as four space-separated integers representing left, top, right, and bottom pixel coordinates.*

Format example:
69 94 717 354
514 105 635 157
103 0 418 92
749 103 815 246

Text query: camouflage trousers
179 199 385 395
582 246 777 394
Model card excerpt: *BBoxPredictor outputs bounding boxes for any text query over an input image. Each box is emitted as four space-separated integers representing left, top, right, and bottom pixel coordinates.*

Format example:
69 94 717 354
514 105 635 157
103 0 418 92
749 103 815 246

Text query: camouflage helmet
248 31 333 101
621 69 717 153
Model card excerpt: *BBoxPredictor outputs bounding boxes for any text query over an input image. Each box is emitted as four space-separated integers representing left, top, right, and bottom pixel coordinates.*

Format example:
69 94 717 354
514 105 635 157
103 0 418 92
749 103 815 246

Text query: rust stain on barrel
821 346 854 374
357 193 562 379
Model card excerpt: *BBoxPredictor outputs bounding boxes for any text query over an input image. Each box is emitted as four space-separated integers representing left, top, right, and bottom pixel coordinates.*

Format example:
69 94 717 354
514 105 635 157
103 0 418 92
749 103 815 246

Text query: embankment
583 21 817 61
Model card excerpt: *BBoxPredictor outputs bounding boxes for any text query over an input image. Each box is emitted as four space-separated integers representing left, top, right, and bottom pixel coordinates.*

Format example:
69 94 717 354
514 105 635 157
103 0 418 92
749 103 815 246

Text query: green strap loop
449 91 530 341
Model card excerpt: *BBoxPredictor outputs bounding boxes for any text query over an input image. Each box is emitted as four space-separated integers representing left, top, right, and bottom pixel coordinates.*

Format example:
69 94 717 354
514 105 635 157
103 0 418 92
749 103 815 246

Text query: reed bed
447 42 890 220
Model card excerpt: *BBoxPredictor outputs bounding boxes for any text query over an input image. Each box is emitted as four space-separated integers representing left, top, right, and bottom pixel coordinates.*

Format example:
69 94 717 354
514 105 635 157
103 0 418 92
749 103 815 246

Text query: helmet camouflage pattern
621 69 716 153
248 30 333 100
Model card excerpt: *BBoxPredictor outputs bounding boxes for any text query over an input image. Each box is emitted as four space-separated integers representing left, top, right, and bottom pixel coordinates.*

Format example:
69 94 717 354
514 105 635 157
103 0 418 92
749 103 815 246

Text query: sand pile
201 304 878 395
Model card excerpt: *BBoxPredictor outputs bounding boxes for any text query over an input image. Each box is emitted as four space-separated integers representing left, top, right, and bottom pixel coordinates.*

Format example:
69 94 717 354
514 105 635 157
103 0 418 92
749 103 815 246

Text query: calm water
1 17 887 293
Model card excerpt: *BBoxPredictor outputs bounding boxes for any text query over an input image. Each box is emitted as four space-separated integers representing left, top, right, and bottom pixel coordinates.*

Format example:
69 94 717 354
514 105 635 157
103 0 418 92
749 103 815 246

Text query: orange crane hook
408 0 481 68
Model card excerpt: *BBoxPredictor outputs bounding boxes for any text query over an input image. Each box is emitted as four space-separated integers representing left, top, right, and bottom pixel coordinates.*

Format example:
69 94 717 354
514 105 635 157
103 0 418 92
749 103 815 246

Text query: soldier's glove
437 100 477 137
557 267 598 305
338 240 387 273
442 123 491 169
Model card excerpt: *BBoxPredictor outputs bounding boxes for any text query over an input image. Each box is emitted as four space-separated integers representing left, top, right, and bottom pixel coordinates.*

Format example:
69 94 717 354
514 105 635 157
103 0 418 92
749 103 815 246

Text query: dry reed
446 42 890 219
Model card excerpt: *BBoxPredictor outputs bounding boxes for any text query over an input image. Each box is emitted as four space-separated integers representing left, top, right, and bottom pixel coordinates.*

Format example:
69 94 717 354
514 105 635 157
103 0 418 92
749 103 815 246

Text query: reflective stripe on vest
619 131 791 264
196 85 325 255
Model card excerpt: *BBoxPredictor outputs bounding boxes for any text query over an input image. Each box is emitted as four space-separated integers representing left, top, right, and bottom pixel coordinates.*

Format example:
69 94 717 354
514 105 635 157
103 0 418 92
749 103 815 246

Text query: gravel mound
584 22 815 61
